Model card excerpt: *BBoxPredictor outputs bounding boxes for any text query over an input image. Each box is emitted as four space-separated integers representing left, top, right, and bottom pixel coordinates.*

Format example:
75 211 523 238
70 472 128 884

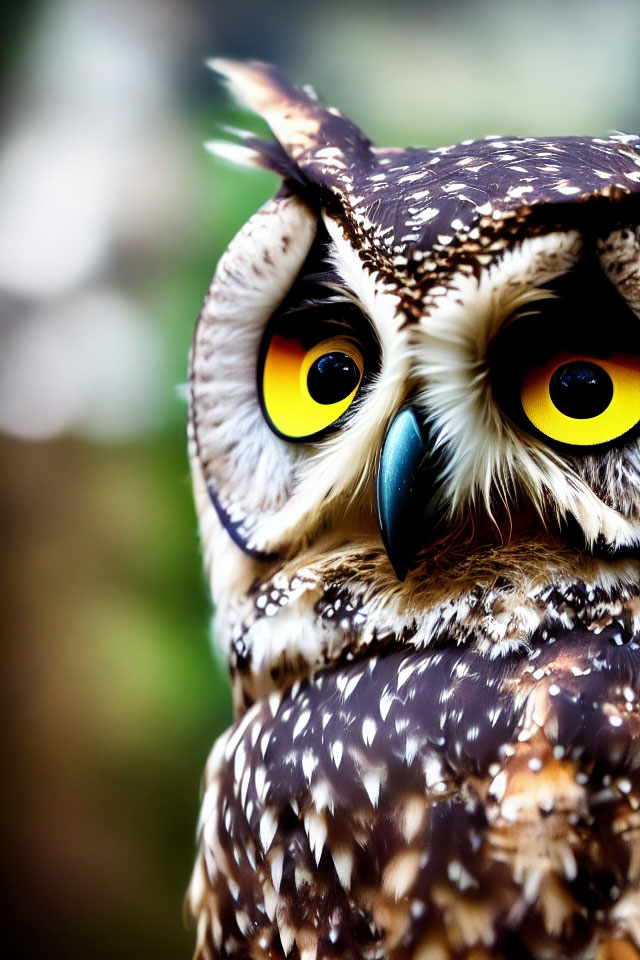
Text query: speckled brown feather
189 622 640 959
209 60 640 301
188 62 640 960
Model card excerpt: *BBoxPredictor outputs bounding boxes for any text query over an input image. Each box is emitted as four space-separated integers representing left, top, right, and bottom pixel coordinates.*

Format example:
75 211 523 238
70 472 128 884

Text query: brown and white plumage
187 60 640 959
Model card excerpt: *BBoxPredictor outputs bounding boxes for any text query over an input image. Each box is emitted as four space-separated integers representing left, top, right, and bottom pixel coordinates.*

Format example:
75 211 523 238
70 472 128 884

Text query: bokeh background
2 1 640 956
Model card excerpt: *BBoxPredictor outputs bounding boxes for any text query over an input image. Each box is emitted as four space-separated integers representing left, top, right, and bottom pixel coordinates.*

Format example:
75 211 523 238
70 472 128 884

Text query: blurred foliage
2 435 230 957
0 11 284 947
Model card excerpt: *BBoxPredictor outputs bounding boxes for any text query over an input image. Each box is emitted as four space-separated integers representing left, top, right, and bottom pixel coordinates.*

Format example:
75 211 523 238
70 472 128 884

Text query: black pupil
307 352 360 405
548 361 613 419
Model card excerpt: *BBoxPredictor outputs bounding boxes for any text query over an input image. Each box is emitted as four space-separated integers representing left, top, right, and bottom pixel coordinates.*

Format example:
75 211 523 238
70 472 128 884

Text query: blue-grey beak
376 406 447 580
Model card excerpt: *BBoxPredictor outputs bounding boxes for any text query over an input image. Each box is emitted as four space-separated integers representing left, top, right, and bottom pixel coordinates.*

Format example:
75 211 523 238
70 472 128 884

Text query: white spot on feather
254 764 267 804
397 663 415 689
405 736 419 765
270 847 284 892
344 672 363 699
363 770 382 806
259 808 278 852
302 749 318 782
331 846 354 890
304 810 328 864
379 690 394 721
277 917 295 956
447 859 477 891
330 740 344 769
362 717 377 747
293 710 311 740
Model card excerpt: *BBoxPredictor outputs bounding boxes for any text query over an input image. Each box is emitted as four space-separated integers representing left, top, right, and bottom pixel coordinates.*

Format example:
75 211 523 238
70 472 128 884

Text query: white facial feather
412 230 640 549
190 192 316 553
597 226 640 315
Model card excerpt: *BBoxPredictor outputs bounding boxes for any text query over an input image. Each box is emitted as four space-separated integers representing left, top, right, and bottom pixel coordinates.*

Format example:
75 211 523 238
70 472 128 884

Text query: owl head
190 61 640 710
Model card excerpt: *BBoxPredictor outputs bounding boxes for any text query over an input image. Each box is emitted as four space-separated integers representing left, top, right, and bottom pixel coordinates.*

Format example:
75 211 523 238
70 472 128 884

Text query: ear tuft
204 139 266 171
204 130 304 181
207 58 372 172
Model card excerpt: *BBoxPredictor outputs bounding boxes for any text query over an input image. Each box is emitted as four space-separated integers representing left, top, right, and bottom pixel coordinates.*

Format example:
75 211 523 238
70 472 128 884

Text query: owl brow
299 268 344 287
278 248 370 325
281 294 349 311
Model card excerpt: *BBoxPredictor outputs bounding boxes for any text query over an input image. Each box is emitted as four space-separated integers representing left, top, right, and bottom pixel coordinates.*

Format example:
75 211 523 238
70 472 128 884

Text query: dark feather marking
206 482 278 562
240 133 306 183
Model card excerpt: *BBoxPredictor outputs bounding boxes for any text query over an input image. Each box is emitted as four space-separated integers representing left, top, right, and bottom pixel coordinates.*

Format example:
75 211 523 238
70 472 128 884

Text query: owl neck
220 543 640 715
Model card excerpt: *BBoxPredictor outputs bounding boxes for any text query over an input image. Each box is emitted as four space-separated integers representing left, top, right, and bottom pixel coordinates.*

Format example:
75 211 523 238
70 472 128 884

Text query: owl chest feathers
190 616 640 958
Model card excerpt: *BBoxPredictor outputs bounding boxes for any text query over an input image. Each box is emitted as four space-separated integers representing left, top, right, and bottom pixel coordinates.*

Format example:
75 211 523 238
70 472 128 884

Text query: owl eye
520 352 640 448
260 332 364 440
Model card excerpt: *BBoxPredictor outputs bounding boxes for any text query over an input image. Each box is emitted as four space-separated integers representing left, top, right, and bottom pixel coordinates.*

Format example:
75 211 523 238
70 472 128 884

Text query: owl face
190 61 640 707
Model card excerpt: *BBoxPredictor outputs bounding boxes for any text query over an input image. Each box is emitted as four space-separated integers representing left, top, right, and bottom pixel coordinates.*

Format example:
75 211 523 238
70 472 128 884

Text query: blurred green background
2 1 640 956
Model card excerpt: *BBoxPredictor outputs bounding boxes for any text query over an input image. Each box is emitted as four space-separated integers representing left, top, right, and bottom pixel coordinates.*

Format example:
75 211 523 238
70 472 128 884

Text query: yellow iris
521 352 640 446
261 334 363 440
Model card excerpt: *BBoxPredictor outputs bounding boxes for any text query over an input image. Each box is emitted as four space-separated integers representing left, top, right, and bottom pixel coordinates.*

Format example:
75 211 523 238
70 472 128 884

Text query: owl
186 60 640 960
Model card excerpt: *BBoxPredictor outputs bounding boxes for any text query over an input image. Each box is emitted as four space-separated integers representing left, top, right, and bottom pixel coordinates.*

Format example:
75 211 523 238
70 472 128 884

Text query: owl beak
376 406 447 581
